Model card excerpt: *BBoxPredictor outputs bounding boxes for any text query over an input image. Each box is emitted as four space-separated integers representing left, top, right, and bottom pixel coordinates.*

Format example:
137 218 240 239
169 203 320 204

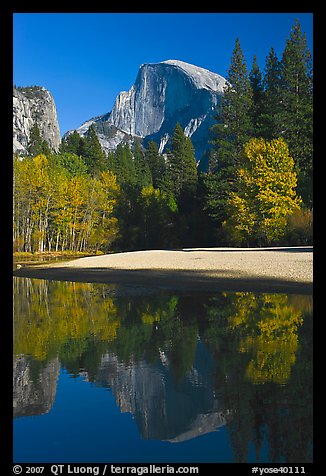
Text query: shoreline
13 246 313 295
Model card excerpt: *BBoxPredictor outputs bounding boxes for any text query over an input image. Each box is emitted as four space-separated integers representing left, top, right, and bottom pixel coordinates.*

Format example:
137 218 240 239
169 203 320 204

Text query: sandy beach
13 246 313 294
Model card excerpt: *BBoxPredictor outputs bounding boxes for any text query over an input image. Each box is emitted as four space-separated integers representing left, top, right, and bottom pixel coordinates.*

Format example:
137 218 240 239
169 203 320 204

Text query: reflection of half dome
165 411 231 443
94 340 230 442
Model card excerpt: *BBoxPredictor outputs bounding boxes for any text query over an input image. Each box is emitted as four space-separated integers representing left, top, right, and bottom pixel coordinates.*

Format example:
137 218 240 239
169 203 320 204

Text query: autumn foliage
13 154 120 253
224 138 302 245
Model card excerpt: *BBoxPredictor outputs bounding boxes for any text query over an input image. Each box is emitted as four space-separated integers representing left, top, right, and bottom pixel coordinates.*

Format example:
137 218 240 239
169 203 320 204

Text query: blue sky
13 13 313 137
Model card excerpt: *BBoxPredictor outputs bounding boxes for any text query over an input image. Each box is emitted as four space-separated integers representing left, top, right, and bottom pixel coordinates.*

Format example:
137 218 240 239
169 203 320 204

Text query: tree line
13 20 313 254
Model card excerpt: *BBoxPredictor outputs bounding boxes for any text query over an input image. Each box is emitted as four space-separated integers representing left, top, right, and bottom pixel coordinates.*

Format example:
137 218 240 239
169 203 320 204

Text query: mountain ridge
66 59 226 161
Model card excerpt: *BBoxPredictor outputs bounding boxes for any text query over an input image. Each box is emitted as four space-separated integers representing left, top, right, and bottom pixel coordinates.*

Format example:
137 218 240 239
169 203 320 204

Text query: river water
13 277 313 463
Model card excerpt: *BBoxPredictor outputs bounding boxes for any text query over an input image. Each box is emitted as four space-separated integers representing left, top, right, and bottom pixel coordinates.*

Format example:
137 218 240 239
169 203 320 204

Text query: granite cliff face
13 86 61 155
69 60 226 161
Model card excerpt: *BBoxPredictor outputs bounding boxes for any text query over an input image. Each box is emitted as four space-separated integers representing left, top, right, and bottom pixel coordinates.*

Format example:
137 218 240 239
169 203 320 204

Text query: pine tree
249 55 264 137
27 124 51 157
278 19 313 205
167 123 198 210
133 139 152 189
205 37 253 224
82 125 107 175
59 130 85 156
107 150 116 174
261 47 283 140
114 143 136 185
145 140 166 189
210 37 253 169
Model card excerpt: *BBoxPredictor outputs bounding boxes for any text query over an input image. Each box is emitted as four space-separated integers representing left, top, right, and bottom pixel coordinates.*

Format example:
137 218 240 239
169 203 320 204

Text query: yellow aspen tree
225 138 302 245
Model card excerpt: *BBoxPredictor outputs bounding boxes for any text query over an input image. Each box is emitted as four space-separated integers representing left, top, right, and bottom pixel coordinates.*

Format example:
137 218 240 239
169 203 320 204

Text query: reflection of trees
227 292 305 384
13 278 120 361
202 292 313 462
202 292 311 384
111 294 202 382
13 278 312 462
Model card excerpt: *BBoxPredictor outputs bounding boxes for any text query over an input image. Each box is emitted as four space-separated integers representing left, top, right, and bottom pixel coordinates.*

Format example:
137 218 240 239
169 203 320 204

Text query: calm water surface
13 277 313 463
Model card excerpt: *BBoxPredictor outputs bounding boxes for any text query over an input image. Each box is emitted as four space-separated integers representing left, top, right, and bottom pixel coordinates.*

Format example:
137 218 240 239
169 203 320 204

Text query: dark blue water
13 278 313 463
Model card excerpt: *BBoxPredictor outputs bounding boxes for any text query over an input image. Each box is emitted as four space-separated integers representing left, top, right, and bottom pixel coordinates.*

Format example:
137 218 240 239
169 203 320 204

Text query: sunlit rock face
13 86 61 155
67 60 226 161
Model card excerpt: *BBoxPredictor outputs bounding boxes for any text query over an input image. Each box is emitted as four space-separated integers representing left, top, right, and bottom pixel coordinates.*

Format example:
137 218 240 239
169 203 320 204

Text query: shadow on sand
13 265 312 295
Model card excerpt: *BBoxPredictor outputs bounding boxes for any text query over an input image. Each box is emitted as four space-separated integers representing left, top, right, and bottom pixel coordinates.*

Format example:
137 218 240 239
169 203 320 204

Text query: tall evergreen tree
261 47 283 140
205 37 253 224
278 19 313 205
167 123 198 210
59 130 85 156
27 124 51 157
114 143 136 185
249 55 264 137
107 150 116 173
133 139 152 189
210 37 253 170
145 140 166 189
82 125 107 175
111 143 138 251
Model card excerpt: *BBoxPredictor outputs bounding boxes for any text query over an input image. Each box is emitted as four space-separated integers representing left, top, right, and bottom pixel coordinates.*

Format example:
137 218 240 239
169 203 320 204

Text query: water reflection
13 278 313 462
13 356 60 418
94 344 230 442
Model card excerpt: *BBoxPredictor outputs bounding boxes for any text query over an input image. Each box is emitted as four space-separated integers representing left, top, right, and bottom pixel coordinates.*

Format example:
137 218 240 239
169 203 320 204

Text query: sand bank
13 246 313 294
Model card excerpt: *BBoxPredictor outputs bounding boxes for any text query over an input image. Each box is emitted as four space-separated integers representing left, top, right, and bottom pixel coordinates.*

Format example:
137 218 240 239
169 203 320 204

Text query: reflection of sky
14 369 239 463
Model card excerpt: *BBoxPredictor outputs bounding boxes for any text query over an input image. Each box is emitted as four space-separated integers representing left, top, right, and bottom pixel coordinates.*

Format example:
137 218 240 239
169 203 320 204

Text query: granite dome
66 59 227 161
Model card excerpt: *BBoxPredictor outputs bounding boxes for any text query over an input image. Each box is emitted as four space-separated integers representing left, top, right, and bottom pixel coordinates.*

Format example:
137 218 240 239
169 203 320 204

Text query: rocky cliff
13 86 61 155
68 60 226 161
